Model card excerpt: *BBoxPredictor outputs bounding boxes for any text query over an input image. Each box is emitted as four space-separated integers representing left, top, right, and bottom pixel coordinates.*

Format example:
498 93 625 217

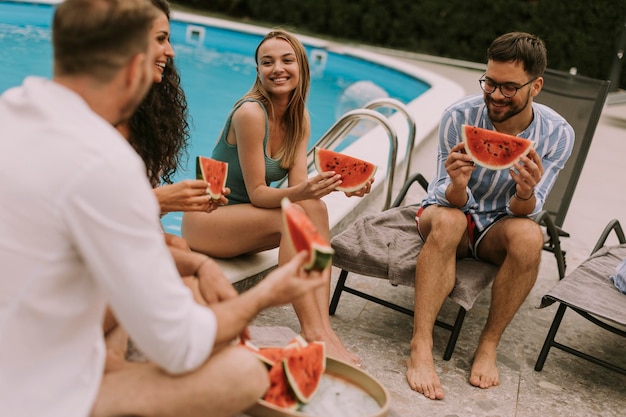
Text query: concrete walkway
246 51 626 417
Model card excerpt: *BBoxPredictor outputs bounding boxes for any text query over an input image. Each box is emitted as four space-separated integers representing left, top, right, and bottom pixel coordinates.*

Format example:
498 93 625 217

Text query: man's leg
406 206 470 400
471 217 543 388
91 345 269 417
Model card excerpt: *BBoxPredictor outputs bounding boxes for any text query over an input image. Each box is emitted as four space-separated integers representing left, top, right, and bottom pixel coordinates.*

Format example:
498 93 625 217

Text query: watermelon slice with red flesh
313 147 377 192
281 197 334 272
283 341 326 404
461 124 534 170
254 345 300 367
239 336 309 367
195 156 228 199
261 361 299 410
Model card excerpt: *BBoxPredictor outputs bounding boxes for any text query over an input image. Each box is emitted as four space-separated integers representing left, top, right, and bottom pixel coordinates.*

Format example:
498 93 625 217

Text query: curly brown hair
126 0 190 187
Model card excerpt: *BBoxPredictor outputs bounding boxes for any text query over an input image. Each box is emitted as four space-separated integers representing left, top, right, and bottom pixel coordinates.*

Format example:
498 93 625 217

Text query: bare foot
303 331 361 367
469 344 499 389
326 337 361 367
406 346 444 400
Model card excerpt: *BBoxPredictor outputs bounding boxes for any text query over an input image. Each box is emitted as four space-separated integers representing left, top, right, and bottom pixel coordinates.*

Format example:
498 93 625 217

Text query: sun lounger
535 219 626 375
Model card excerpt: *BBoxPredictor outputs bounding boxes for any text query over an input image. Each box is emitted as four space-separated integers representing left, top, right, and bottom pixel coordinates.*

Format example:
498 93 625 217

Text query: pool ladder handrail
362 98 417 184
276 98 416 211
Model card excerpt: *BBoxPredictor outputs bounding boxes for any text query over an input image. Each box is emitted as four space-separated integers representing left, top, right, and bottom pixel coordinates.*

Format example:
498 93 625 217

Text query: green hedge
172 0 626 90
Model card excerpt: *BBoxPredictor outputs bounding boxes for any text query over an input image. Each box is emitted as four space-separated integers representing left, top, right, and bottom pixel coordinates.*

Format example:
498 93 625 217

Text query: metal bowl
246 357 390 417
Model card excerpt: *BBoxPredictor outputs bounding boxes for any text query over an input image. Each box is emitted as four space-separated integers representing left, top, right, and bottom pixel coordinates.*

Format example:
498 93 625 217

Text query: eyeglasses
478 76 536 98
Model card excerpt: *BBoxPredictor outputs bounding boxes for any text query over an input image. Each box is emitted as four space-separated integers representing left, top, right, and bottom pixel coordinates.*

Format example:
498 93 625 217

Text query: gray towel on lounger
331 204 498 311
540 244 626 326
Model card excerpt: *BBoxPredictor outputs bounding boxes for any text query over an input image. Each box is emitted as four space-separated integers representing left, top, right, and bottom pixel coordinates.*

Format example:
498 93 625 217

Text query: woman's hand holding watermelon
343 177 374 198
294 171 342 201
313 148 377 197
154 180 229 214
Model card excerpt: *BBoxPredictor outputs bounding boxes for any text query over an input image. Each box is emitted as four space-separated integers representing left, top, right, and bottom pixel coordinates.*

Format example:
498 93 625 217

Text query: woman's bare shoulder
236 100 265 114
232 100 266 124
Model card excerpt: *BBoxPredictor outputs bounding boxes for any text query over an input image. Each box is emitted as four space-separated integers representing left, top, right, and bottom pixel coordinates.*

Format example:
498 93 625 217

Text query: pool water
0 1 430 233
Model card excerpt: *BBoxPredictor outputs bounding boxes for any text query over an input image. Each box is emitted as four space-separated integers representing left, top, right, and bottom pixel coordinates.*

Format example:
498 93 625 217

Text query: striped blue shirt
422 94 574 232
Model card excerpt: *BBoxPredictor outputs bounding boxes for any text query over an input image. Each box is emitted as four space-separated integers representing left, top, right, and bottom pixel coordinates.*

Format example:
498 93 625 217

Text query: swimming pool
1 0 464 236
0 1 428 148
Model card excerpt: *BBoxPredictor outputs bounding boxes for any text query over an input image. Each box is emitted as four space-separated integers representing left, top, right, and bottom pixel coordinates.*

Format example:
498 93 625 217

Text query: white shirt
0 77 217 417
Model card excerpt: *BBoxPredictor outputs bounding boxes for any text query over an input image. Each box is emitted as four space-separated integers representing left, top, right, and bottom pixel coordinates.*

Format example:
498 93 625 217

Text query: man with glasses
406 32 574 400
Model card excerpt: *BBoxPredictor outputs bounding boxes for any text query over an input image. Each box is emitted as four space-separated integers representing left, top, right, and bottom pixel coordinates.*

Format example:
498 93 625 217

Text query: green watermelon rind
313 147 377 193
195 156 228 200
281 198 335 272
461 124 533 170
305 244 334 272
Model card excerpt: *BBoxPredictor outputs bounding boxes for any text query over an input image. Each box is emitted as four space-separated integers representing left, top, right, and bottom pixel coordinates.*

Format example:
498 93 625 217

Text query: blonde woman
182 29 371 366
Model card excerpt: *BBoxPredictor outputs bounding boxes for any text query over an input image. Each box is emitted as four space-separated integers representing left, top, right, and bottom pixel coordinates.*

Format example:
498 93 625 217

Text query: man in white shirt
0 1 324 416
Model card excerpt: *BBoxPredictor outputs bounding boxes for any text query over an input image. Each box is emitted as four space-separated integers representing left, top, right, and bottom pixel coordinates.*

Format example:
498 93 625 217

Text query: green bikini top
211 99 288 205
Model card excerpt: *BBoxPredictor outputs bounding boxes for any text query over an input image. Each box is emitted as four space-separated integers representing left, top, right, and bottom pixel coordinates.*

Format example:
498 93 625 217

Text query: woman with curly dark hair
124 43 189 189
116 0 226 250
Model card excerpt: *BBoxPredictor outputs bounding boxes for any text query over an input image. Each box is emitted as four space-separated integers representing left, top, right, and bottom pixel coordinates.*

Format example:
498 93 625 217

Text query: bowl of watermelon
242 337 389 417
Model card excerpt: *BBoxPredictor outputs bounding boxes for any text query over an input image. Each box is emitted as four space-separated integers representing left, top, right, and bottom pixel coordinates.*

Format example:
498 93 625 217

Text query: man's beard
485 89 531 123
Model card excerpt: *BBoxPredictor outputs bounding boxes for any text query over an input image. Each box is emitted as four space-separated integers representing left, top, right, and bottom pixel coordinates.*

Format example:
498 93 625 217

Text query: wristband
514 190 534 201
193 258 211 277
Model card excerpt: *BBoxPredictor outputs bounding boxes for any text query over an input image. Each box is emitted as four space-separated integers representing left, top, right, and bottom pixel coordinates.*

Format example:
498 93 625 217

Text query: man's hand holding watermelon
444 142 476 208
508 148 543 215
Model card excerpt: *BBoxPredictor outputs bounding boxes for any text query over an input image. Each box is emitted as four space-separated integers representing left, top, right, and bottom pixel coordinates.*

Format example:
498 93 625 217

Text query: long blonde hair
237 29 310 168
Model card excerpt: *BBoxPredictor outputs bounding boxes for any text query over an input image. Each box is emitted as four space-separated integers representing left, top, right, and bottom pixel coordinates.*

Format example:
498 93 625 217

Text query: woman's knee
297 199 328 221
292 200 330 239
180 212 203 246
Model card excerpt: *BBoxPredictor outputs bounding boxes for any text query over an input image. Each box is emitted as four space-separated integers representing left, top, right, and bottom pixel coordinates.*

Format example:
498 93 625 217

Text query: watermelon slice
261 361 299 410
281 197 334 272
313 147 377 192
239 336 310 367
283 341 326 404
195 156 228 199
461 124 533 170
237 339 275 367
252 338 328 410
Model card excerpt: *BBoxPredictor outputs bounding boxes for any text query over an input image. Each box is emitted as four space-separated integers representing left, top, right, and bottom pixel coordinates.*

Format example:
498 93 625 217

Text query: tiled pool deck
245 51 626 416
